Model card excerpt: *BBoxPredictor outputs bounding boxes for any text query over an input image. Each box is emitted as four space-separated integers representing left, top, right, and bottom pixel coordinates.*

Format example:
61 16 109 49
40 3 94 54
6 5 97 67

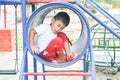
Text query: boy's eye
57 24 60 27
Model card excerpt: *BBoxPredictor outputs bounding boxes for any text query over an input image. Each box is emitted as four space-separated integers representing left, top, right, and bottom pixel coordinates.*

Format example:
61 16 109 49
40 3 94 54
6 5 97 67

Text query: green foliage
90 8 96 13
17 34 23 49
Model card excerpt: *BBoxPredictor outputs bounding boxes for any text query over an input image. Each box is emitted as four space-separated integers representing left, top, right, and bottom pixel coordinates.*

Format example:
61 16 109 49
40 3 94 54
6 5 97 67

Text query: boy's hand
31 46 40 54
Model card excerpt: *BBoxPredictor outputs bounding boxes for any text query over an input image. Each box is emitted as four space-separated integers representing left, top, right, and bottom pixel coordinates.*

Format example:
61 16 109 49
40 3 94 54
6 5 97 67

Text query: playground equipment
19 0 119 80
90 21 120 71
0 1 20 74
20 1 96 80
84 0 120 72
76 1 120 38
25 2 91 68
1 0 120 80
18 0 97 80
86 0 120 27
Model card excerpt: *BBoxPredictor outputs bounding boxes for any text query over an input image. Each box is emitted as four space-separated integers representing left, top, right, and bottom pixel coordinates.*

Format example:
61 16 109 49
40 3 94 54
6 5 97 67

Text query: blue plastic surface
1 0 21 5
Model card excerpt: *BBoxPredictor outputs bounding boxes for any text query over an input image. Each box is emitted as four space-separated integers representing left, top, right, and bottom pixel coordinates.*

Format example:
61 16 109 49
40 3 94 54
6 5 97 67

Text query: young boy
29 12 77 63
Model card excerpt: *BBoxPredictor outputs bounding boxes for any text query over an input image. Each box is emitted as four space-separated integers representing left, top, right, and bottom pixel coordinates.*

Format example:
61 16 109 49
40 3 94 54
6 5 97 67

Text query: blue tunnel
25 1 91 68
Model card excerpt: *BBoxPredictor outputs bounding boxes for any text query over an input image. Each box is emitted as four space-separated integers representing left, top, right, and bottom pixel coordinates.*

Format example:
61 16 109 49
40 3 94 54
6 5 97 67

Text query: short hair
54 12 70 26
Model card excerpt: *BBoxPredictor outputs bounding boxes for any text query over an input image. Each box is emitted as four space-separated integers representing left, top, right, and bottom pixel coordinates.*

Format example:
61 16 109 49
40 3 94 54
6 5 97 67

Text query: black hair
53 12 70 26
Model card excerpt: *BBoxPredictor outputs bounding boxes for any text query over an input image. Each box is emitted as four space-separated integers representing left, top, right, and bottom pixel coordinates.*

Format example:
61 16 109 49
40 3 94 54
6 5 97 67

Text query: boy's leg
41 32 75 62
57 32 72 45
58 32 78 61
41 37 64 61
55 32 70 63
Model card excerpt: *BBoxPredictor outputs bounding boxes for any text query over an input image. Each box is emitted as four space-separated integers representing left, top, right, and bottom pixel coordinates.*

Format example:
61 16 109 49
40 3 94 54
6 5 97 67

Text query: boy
29 12 77 63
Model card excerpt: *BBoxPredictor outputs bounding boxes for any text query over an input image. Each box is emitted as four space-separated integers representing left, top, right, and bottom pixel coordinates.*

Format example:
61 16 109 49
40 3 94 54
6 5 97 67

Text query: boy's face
51 18 66 33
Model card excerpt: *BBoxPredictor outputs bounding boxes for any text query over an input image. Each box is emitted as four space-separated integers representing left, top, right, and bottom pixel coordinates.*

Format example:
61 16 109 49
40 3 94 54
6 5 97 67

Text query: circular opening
25 2 90 67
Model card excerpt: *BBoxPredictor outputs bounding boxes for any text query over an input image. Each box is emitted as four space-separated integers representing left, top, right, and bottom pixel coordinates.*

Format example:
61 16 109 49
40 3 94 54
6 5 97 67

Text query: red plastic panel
0 29 15 51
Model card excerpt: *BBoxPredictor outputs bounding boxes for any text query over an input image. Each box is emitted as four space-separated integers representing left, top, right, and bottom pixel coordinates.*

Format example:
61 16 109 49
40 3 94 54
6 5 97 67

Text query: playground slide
76 0 120 39
86 0 120 28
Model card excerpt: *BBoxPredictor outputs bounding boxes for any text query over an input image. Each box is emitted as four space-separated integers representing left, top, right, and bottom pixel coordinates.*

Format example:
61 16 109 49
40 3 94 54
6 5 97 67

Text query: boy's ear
51 18 55 23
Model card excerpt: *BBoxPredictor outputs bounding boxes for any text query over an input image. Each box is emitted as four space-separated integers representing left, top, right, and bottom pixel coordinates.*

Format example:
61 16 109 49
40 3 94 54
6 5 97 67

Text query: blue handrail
86 0 120 28
76 0 120 39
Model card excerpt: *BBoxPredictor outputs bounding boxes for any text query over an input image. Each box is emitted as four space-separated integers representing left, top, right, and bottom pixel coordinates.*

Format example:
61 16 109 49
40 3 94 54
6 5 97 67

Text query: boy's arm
29 29 40 53
29 29 36 47
64 41 71 55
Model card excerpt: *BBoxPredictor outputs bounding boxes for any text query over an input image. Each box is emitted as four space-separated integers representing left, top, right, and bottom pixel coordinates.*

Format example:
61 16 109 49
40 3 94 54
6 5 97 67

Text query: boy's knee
53 37 64 47
57 32 68 42
47 37 64 49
